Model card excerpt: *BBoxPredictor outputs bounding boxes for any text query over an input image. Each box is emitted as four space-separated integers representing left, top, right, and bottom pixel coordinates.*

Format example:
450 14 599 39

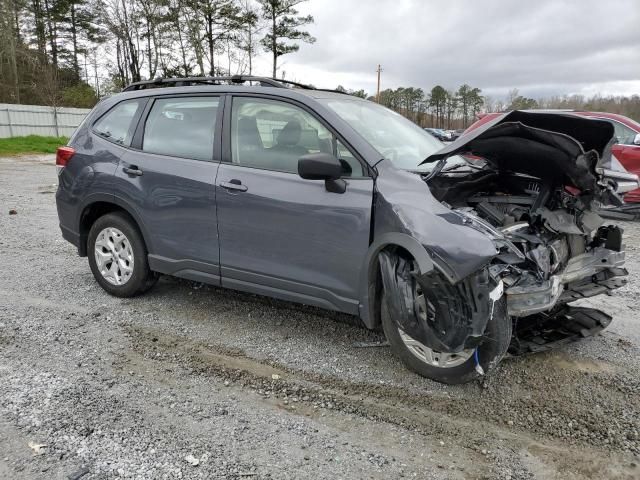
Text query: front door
215 96 374 313
113 95 223 280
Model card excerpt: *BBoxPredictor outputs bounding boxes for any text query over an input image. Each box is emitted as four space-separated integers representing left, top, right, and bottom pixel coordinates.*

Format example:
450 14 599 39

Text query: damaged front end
374 111 629 360
424 111 629 322
451 203 627 318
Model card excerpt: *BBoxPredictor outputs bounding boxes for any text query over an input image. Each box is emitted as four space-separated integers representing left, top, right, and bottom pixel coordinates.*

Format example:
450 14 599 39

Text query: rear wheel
87 212 157 297
381 288 511 385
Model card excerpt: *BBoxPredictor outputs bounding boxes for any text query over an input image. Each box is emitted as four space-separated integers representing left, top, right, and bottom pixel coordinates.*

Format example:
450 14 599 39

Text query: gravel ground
1 154 639 480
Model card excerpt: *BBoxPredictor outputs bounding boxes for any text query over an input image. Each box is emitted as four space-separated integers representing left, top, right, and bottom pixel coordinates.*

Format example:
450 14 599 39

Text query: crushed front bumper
506 247 628 317
509 306 612 355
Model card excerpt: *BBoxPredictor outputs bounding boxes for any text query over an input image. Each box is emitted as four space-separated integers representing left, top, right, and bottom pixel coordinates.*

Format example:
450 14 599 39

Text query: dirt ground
1 154 639 480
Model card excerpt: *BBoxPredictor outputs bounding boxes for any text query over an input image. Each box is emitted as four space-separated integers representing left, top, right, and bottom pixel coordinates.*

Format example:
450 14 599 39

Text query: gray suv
56 76 630 384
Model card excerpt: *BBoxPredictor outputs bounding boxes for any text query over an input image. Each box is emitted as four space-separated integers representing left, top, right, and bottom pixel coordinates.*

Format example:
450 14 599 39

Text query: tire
87 212 158 297
381 292 511 384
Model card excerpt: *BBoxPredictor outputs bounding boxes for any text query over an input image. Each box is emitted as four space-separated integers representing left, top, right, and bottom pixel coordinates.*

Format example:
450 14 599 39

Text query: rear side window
143 97 219 161
93 99 144 146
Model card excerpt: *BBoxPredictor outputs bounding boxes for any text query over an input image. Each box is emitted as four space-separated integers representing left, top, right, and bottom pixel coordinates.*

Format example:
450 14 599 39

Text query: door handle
123 165 143 176
220 180 248 192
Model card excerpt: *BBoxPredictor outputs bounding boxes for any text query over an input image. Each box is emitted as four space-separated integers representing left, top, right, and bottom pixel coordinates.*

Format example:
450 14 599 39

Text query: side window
337 139 362 178
93 99 144 146
230 97 364 176
143 97 219 161
610 121 637 145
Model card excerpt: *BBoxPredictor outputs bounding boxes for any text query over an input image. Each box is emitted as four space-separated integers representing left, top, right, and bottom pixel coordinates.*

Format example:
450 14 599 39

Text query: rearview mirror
634 133 640 146
298 153 342 180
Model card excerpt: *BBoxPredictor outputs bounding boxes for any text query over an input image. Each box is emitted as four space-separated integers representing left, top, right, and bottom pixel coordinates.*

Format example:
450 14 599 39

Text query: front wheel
381 292 511 384
87 212 158 297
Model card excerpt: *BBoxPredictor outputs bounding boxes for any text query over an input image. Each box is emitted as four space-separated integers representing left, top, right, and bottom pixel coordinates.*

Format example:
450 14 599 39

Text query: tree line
376 84 485 129
377 85 640 128
0 0 315 107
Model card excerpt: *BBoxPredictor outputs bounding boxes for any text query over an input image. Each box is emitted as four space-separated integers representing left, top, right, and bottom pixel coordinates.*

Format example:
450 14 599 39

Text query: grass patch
0 135 69 156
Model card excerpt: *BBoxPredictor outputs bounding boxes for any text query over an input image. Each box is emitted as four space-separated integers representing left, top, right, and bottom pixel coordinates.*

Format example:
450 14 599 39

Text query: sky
250 0 640 100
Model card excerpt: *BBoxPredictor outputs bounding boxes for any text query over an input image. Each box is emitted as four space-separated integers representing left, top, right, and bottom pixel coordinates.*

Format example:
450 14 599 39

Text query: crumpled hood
421 110 616 193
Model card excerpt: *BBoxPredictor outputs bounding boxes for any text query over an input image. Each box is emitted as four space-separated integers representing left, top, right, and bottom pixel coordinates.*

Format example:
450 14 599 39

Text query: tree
29 0 49 62
168 0 194 77
61 0 107 79
138 0 164 79
445 90 458 129
457 84 483 127
62 82 98 107
507 88 519 108
42 0 68 69
193 0 242 75
336 85 368 98
236 0 260 74
100 0 144 83
349 89 367 99
257 0 315 78
429 85 447 128
0 0 21 102
508 95 538 110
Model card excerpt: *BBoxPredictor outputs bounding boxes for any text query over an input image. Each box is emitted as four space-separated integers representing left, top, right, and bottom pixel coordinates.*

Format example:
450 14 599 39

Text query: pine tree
257 0 314 78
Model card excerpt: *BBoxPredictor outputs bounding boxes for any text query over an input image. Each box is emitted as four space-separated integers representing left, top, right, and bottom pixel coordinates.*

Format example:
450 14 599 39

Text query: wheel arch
357 233 434 330
77 195 152 257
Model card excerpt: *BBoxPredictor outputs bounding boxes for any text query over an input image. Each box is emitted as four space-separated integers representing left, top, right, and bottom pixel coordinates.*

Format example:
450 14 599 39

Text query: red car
466 111 640 202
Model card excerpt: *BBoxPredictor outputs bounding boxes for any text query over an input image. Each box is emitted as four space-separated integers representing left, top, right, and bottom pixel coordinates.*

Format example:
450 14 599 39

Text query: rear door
215 95 374 313
112 95 224 282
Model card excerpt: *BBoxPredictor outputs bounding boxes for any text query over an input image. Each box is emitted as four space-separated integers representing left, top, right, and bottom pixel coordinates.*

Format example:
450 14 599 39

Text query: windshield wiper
423 158 447 181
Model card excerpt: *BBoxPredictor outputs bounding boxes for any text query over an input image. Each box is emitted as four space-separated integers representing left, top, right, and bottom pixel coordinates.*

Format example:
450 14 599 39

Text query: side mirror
298 153 342 180
298 153 346 194
634 133 640 146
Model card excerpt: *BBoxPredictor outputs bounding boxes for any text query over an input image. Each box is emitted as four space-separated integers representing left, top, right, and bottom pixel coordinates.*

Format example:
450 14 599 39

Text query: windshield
323 98 465 171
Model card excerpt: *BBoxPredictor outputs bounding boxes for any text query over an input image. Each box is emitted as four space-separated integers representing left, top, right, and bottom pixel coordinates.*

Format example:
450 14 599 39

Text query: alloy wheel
94 227 134 286
397 284 474 368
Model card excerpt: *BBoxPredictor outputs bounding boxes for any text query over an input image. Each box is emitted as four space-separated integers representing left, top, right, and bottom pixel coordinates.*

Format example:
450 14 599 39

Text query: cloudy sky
251 0 640 100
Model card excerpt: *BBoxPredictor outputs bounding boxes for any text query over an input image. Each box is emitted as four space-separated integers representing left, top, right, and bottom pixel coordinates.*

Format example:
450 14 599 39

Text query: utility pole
376 64 382 103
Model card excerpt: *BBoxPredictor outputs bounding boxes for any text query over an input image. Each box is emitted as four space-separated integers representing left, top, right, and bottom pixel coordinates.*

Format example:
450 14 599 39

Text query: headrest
238 116 259 135
277 120 302 147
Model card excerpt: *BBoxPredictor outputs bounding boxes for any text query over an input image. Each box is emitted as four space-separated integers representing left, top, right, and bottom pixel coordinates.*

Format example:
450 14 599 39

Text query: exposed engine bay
428 169 628 318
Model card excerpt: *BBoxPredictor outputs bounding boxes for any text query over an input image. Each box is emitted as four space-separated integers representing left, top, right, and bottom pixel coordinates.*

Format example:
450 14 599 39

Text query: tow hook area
509 306 612 355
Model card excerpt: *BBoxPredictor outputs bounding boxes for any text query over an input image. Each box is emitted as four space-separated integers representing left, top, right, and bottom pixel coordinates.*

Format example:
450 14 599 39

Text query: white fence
0 103 91 138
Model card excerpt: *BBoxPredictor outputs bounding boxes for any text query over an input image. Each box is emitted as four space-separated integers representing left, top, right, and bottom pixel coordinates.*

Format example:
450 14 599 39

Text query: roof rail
122 75 349 95
122 75 287 91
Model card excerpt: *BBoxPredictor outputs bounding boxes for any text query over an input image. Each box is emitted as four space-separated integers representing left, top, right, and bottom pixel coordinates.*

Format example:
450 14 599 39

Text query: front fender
357 160 500 328
357 232 434 329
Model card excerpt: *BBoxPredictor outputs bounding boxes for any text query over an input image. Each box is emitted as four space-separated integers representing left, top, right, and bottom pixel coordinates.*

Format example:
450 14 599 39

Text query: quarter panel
56 128 122 237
